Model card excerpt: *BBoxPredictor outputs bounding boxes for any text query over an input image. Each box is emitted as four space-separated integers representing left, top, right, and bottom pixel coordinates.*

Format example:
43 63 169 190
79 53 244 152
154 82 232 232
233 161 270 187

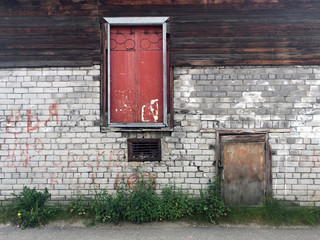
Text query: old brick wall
173 66 320 206
0 65 172 202
1 65 320 206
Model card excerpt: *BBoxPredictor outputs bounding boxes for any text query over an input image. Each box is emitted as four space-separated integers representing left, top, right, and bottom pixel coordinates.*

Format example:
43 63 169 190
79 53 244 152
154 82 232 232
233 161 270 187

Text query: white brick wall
1 65 320 205
0 65 187 203
173 66 320 206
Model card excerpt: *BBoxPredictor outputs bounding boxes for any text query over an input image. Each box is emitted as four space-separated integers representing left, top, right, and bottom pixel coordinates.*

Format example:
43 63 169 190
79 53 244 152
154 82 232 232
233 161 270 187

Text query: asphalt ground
1 221 320 240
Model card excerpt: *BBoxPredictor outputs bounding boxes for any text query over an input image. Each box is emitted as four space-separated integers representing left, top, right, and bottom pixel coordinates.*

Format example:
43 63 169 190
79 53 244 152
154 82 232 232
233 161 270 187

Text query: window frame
103 17 169 128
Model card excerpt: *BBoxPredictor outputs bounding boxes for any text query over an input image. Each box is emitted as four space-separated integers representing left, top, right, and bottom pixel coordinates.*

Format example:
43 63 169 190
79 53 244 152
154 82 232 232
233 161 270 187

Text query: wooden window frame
101 17 170 128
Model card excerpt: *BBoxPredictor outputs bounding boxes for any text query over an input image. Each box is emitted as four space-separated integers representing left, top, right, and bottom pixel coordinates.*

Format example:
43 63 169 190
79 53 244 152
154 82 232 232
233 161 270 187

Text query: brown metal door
220 134 267 206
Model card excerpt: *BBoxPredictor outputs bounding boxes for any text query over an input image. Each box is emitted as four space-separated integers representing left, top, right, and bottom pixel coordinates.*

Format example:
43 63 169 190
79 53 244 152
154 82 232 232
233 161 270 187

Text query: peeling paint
150 99 159 122
141 105 149 122
141 99 159 122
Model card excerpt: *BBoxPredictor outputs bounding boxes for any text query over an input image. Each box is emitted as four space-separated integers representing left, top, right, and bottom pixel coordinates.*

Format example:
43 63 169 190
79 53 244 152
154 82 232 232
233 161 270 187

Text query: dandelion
17 213 21 217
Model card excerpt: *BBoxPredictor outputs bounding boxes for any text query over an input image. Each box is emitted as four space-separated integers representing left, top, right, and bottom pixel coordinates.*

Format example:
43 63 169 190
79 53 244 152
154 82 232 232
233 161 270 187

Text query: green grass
3 199 320 227
0 204 15 224
221 199 320 226
2 185 320 228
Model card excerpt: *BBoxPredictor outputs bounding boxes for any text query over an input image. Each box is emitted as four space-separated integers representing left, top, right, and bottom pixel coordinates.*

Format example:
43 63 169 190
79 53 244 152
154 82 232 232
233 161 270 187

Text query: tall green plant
123 174 160 223
159 186 193 220
89 190 126 223
12 187 57 229
198 177 229 224
69 195 90 217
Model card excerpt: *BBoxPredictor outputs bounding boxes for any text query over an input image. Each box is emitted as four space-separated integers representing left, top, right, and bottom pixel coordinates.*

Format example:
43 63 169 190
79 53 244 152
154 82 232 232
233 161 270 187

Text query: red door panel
138 27 163 123
110 26 163 124
110 27 136 123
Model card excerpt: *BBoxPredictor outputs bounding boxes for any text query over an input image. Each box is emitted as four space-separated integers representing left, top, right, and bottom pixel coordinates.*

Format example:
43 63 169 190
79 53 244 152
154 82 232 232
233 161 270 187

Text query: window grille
128 139 161 162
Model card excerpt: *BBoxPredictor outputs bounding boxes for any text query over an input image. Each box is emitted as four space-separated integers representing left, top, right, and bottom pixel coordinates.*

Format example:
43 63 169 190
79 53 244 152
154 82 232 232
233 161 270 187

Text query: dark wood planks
1 0 320 67
100 2 320 66
0 0 100 68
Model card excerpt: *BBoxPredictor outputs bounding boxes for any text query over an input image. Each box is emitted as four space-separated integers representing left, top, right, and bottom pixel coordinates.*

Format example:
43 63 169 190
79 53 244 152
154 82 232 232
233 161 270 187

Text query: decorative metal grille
128 139 161 162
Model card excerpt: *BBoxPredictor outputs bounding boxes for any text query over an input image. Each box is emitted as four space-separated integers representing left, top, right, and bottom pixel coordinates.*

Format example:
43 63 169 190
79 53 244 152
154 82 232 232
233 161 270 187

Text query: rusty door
219 134 267 206
110 26 163 124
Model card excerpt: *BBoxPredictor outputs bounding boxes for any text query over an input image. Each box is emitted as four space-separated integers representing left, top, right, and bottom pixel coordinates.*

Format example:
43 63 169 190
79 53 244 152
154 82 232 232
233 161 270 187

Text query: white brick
88 70 100 76
57 70 72 76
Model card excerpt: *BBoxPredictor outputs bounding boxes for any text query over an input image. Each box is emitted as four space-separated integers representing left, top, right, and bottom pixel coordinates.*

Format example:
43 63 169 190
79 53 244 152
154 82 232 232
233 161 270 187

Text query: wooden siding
100 0 320 66
0 0 100 68
1 0 320 67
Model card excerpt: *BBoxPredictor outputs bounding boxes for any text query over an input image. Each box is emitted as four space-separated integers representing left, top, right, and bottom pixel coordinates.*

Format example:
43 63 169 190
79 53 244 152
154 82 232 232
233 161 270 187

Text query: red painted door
110 26 163 124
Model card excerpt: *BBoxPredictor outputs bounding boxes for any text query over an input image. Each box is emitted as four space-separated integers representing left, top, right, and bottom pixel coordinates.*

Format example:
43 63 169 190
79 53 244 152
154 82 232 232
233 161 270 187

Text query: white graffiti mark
150 99 159 122
141 99 159 122
141 104 149 122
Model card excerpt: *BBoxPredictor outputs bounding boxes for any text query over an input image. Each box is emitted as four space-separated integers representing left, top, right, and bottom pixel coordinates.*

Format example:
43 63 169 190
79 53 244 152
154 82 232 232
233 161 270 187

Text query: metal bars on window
128 138 161 162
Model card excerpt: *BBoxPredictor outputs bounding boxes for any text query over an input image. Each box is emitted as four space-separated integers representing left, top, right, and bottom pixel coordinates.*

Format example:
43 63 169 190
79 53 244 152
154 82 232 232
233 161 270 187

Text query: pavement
1 221 320 240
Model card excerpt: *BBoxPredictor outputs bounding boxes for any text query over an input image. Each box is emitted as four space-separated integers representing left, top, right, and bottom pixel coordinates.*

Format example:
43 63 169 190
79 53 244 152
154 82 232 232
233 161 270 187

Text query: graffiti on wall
114 173 157 190
1 103 156 190
299 148 320 168
6 103 58 135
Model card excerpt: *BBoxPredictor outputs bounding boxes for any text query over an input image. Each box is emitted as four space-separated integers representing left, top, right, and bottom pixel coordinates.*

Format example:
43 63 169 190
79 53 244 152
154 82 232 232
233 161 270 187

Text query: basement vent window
128 139 161 162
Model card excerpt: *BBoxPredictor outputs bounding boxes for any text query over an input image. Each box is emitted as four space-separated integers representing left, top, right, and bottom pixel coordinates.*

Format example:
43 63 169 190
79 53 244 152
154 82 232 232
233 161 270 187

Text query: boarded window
128 139 161 162
110 26 163 124
102 17 170 128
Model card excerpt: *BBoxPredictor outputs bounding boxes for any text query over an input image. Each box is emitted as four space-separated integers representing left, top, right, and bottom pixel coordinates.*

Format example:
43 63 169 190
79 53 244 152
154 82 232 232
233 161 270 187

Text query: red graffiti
6 112 23 135
114 173 156 190
48 172 108 190
67 151 90 172
107 149 126 171
45 103 59 126
6 103 59 134
4 138 20 168
4 138 46 168
309 147 320 167
297 148 320 168
27 109 40 133
96 150 106 171
49 173 59 186
2 103 157 190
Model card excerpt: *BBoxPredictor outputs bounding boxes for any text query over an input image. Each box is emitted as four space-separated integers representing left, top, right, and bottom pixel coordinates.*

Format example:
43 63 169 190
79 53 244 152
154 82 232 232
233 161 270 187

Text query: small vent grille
128 139 161 162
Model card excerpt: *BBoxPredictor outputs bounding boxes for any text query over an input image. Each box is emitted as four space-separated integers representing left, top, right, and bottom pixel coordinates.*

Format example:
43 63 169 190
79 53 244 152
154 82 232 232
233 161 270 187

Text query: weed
6 182 320 227
159 186 193 220
90 190 125 223
123 174 160 223
87 173 160 224
12 187 57 229
69 195 90 217
197 177 229 224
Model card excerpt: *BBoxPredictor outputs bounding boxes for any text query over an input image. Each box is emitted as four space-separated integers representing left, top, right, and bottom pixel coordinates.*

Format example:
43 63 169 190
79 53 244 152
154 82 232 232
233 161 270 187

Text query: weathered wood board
1 0 320 67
